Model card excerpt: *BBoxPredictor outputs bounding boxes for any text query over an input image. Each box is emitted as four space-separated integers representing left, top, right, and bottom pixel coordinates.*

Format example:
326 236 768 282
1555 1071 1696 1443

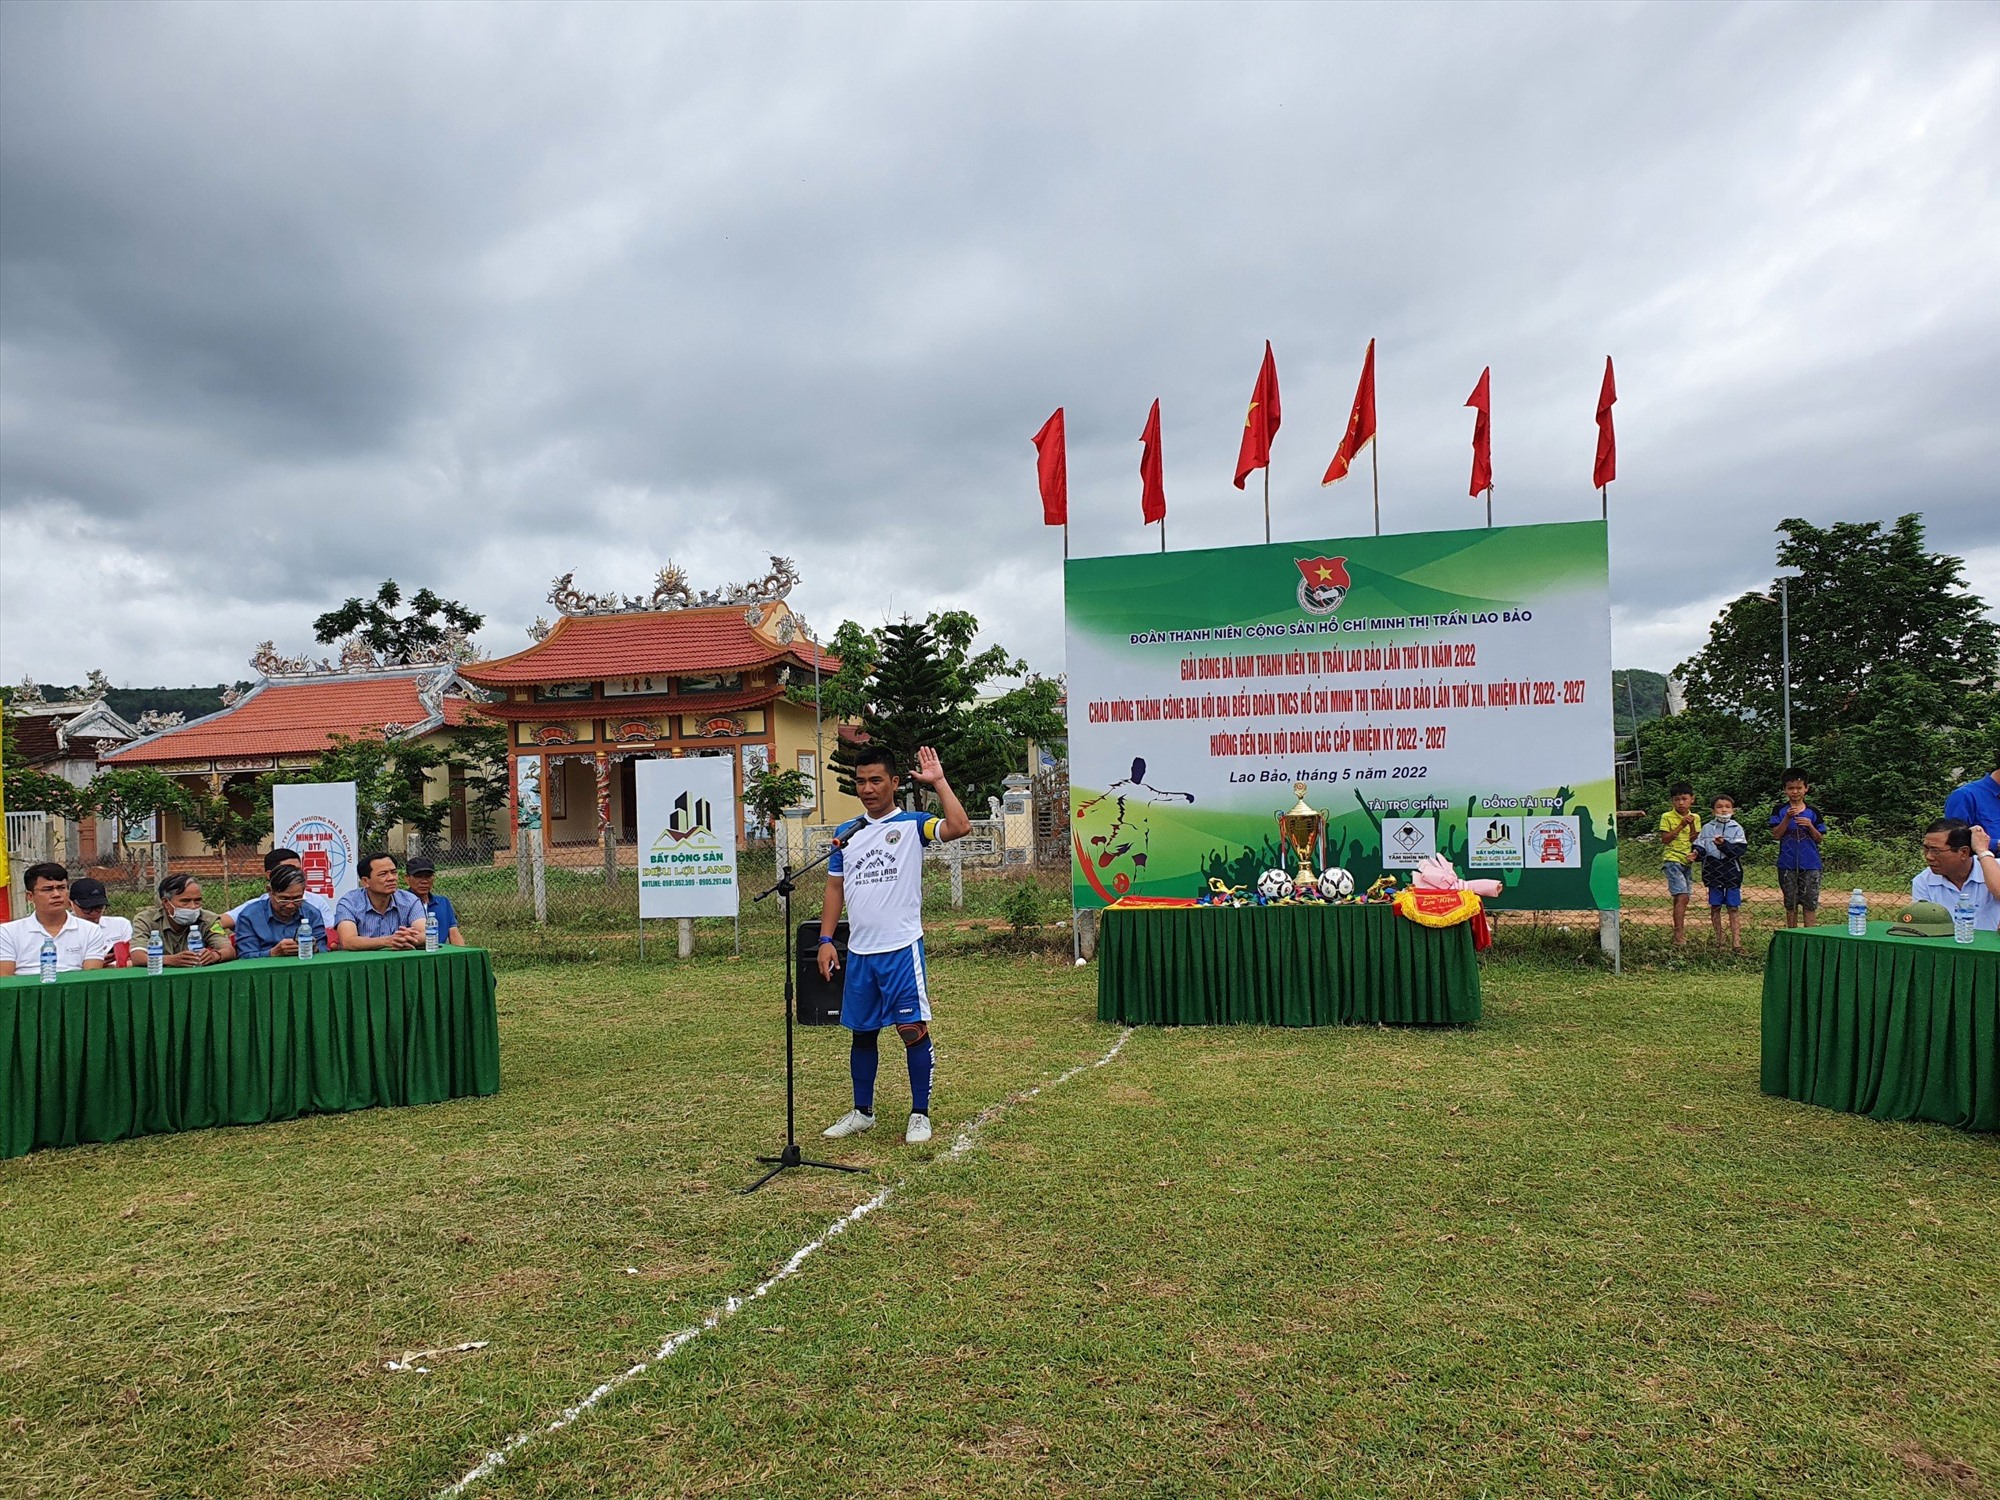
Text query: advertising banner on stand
1065 520 1617 910
271 782 361 906
636 756 740 918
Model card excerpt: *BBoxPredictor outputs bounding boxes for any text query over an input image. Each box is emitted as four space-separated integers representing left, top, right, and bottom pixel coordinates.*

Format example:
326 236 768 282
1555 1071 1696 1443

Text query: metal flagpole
1600 483 1608 521
1485 484 1493 529
1371 444 1380 536
1160 517 1166 553
1063 521 1069 561
1263 468 1270 545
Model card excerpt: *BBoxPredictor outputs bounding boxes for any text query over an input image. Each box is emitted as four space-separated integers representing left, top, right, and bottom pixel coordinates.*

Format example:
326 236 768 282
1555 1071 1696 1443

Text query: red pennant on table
1322 338 1377 486
1466 366 1492 497
1032 407 1067 525
1593 356 1617 489
1139 399 1166 525
1232 342 1281 490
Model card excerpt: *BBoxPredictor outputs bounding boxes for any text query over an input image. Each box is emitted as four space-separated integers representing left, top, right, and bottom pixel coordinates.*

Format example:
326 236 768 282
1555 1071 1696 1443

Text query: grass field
3 941 1995 1498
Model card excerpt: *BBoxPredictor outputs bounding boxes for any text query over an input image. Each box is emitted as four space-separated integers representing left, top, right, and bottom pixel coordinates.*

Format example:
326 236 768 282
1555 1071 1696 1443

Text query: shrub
1001 879 1045 933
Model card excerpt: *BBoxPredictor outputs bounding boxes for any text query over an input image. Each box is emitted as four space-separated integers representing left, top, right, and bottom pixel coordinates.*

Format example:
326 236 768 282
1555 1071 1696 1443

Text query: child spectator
1768 768 1826 929
1657 782 1701 946
1692 794 1748 954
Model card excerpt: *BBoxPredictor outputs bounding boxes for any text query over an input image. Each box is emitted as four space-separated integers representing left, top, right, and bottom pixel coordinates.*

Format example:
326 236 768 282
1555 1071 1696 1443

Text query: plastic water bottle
187 922 205 957
39 935 58 983
1847 889 1867 937
1955 891 1978 945
424 910 440 953
297 915 314 961
147 931 164 976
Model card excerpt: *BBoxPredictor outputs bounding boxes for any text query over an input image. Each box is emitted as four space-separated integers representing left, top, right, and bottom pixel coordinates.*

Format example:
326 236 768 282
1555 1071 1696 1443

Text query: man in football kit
818 744 972 1145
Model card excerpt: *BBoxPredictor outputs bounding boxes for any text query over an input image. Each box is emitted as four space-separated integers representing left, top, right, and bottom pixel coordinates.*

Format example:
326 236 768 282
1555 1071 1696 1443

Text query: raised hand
1975 825 1992 857
912 746 947 787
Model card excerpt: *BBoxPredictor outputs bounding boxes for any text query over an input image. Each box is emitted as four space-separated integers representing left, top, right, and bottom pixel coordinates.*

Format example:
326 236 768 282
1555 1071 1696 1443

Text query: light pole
1774 567 1801 768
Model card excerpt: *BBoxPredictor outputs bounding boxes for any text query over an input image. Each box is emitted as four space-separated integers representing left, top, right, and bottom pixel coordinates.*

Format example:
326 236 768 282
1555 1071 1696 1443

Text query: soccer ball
1318 867 1356 901
1255 868 1295 902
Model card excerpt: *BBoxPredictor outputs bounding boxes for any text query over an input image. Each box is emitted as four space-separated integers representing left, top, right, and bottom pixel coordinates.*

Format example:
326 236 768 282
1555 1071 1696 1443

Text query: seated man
334 852 428 951
131 873 236 965
69 876 134 966
0 862 111 974
222 847 337 932
232 866 330 959
1911 819 2000 932
405 857 464 945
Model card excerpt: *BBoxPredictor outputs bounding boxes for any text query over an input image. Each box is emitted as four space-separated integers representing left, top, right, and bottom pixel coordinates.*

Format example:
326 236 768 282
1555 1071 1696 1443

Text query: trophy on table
1279 783 1327 888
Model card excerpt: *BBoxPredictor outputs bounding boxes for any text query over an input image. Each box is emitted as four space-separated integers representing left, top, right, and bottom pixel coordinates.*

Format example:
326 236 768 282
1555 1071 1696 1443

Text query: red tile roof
461 609 835 687
105 670 477 765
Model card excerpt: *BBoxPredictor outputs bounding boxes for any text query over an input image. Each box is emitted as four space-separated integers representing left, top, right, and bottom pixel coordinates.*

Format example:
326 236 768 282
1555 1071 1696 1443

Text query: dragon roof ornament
547 556 799 617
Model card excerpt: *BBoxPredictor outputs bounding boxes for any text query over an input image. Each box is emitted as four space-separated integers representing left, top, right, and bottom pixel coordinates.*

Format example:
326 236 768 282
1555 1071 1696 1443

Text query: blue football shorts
840 940 932 1032
1707 886 1742 909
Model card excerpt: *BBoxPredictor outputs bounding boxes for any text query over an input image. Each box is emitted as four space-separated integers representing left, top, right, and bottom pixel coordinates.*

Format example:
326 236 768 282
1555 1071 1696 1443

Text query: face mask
171 908 200 926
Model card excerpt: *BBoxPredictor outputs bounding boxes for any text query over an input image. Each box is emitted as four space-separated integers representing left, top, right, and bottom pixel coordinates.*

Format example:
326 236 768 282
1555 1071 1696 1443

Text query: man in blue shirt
1768 768 1826 929
334 852 429 950
1944 756 2000 850
1911 820 2000 932
405 856 463 945
233 867 330 959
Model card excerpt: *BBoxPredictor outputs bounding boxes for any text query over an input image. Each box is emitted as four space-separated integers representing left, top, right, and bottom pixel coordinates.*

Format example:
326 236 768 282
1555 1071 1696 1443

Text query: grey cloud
2 1 1996 688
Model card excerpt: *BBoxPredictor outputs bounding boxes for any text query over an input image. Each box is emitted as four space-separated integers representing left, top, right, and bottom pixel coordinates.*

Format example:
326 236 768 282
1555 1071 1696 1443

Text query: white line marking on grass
439 1027 1134 1496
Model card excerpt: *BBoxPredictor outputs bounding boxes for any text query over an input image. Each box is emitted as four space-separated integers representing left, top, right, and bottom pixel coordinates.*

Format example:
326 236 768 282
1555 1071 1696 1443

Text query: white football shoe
906 1112 933 1145
822 1109 876 1139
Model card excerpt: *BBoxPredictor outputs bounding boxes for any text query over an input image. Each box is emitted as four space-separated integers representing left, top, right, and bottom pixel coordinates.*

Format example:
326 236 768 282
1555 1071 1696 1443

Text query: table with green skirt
1097 903 1481 1026
1761 923 1998 1131
1 947 501 1158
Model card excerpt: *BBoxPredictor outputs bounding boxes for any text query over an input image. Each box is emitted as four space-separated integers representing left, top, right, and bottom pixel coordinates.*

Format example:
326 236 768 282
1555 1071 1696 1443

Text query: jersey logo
886 829 902 844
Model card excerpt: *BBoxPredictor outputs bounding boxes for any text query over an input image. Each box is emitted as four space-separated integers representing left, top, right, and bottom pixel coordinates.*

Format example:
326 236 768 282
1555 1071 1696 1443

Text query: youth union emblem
1295 555 1351 615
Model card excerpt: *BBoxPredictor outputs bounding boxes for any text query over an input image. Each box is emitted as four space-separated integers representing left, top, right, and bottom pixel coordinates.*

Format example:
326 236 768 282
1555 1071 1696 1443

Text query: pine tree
832 618 960 805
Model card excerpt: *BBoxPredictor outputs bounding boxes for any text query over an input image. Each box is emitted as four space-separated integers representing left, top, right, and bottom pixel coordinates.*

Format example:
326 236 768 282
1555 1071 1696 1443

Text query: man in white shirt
0 862 111 974
1911 820 2000 932
68 877 134 967
816 745 971 1146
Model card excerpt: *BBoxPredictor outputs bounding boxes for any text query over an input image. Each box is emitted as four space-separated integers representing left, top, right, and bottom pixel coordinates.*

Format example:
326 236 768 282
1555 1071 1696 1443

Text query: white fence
6 811 52 865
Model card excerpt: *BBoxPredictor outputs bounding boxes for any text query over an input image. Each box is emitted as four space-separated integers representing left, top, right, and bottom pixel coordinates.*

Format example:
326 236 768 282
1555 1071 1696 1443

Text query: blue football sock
850 1029 879 1114
905 1035 933 1115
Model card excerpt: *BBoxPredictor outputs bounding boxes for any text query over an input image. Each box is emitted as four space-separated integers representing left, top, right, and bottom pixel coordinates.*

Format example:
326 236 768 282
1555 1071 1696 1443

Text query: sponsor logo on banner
1294 555 1352 615
282 816 353 900
1527 817 1582 869
1468 815 1525 869
1382 816 1436 869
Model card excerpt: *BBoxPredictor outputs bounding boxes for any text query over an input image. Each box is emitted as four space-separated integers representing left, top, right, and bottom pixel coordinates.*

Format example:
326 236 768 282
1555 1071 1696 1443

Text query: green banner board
1065 520 1618 911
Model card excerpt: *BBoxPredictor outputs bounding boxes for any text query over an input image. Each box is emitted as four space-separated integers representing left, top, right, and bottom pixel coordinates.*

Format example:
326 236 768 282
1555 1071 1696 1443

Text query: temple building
101 651 483 861
457 557 857 856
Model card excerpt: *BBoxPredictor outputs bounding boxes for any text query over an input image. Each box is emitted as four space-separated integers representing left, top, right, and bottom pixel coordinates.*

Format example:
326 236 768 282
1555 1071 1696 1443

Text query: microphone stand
741 830 869 1193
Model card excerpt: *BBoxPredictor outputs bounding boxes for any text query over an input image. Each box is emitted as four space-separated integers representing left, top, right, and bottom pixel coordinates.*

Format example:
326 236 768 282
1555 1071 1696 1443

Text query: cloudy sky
2 1 1995 692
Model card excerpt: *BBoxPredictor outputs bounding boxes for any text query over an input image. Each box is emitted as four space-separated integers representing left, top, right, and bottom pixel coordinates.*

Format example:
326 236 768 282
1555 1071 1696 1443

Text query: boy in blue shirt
1768 768 1826 929
817 744 971 1147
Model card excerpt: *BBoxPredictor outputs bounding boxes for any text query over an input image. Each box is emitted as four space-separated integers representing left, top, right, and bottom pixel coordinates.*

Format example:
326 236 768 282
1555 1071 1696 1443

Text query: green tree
177 783 268 902
823 613 1064 812
265 734 449 849
744 766 813 832
445 720 511 845
89 768 193 858
1640 515 1997 832
313 581 484 665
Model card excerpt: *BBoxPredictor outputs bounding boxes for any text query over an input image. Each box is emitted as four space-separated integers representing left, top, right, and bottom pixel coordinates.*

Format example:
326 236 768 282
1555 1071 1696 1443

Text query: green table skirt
1098 903 1481 1026
1 948 501 1158
1761 924 1999 1131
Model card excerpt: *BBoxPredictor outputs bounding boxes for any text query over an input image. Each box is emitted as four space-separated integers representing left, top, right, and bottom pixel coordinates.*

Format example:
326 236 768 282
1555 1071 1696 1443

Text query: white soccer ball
1318 867 1356 901
1256 868 1295 902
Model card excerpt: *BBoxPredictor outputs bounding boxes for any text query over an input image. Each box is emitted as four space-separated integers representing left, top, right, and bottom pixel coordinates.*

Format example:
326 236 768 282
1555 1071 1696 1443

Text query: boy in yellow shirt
1658 782 1700 946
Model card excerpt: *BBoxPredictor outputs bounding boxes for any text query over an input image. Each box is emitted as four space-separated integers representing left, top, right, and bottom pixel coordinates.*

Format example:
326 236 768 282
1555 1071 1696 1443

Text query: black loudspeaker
794 922 849 1025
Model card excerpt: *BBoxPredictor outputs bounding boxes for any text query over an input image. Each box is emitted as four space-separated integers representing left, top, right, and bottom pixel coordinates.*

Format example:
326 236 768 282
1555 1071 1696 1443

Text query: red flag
1139 399 1166 525
1322 338 1377 486
1466 366 1492 497
1593 356 1617 489
1232 342 1281 490
1032 407 1067 525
